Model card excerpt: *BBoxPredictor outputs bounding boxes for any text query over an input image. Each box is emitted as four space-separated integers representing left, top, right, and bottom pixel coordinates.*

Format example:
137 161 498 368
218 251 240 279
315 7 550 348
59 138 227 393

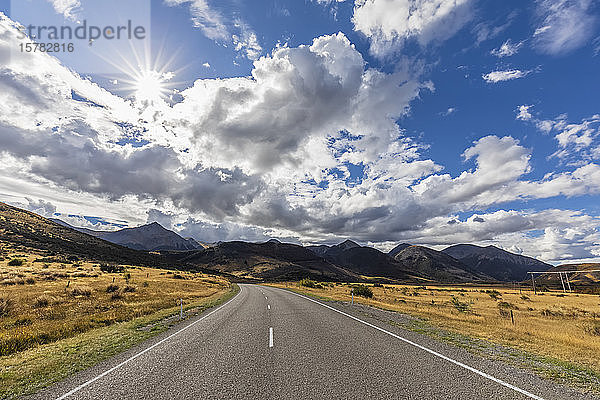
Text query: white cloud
472 12 518 47
516 104 533 121
441 107 457 116
482 69 530 83
352 0 474 56
53 213 123 232
202 62 211 68
491 39 524 57
1 12 599 263
232 20 263 60
47 0 81 20
516 106 600 163
25 197 57 217
533 0 597 55
164 0 262 60
164 0 229 41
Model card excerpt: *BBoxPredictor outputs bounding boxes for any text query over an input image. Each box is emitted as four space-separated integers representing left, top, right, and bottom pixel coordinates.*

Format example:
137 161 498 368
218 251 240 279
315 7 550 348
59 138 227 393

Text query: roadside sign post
351 288 354 305
180 298 183 320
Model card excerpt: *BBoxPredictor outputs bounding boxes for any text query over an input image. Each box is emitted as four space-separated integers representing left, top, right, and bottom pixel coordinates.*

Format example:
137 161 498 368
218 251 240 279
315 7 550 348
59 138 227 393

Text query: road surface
35 284 596 399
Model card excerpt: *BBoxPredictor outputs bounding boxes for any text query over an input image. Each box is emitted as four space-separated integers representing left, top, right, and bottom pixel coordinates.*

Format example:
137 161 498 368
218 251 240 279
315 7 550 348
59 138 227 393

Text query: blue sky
0 0 599 264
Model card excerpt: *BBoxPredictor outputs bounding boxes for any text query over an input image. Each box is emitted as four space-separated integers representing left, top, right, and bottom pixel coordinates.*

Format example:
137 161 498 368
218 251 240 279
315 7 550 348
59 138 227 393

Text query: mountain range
1 202 564 284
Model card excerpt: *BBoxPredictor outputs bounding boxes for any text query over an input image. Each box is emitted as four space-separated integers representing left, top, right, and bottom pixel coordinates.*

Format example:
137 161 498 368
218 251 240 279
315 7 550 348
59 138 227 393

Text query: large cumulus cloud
1 11 600 263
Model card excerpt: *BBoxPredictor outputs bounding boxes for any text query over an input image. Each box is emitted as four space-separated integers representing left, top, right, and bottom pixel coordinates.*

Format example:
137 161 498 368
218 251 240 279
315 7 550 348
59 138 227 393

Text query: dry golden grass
0 251 230 357
271 281 600 373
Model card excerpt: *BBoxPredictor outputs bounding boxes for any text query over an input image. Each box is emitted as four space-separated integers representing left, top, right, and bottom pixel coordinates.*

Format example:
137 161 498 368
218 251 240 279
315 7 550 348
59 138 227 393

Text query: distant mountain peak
335 239 360 249
142 221 167 230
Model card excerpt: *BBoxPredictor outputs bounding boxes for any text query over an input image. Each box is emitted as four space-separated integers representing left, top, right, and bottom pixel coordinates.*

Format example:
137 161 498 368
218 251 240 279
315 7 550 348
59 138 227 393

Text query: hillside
0 202 164 266
170 241 360 281
393 245 492 283
443 244 552 281
307 241 423 281
388 243 412 257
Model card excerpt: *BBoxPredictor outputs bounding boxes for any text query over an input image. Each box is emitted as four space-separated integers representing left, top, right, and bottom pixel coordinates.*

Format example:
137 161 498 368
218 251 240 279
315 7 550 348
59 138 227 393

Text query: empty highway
35 284 595 400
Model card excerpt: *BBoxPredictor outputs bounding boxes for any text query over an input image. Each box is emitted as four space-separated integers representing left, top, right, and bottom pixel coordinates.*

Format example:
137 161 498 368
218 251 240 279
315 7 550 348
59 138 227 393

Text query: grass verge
0 284 238 399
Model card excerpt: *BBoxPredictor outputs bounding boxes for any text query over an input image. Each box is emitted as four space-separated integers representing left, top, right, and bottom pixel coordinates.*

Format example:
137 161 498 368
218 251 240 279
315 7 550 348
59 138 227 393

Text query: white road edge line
56 286 243 400
269 327 274 348
286 289 544 400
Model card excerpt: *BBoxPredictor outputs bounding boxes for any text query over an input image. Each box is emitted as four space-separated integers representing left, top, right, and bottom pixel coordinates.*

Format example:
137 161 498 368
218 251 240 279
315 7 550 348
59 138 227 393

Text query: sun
97 41 187 104
133 70 172 102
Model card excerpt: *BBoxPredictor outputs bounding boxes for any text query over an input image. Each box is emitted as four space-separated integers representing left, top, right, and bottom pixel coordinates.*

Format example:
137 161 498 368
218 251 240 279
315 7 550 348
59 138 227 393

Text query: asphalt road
35 284 597 400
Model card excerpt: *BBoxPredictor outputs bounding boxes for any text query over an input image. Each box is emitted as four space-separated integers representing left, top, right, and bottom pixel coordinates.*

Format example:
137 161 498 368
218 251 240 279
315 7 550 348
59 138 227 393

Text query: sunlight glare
134 70 169 102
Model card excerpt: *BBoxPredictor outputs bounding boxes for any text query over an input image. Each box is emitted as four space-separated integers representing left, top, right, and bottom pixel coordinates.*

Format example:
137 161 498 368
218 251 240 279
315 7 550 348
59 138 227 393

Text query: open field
270 281 600 378
0 250 235 398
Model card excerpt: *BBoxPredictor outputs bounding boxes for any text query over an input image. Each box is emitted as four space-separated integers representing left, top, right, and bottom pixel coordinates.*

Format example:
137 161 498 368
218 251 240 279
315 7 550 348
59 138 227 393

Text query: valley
1 201 600 398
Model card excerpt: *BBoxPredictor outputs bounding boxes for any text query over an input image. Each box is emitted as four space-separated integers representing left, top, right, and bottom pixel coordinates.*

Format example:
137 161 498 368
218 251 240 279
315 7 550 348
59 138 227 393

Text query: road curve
33 284 595 400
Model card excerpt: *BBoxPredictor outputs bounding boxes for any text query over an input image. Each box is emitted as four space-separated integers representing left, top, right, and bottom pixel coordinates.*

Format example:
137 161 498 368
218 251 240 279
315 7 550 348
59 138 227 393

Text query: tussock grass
0 284 238 399
0 253 231 358
273 282 600 375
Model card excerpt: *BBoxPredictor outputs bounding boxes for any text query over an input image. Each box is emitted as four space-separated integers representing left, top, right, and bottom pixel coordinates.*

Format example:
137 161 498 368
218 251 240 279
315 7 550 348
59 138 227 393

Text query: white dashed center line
269 327 274 348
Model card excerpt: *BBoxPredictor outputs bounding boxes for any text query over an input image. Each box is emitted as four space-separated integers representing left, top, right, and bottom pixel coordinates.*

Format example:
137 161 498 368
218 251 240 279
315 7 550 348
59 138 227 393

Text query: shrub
299 279 320 288
584 321 600 336
0 297 13 316
352 285 373 298
25 277 35 285
373 283 383 288
33 295 55 308
497 301 518 310
7 258 24 266
142 281 149 287
70 286 92 297
106 284 119 293
123 285 136 293
111 291 123 300
486 290 502 300
99 264 125 273
451 296 470 313
520 295 531 301
172 273 185 280
13 318 32 327
541 309 564 317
